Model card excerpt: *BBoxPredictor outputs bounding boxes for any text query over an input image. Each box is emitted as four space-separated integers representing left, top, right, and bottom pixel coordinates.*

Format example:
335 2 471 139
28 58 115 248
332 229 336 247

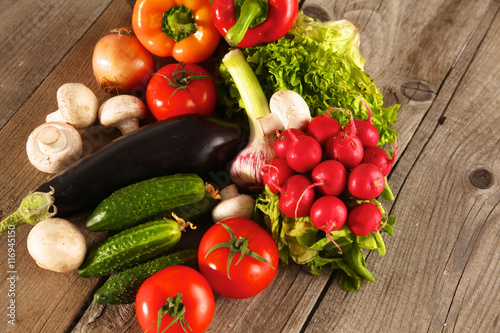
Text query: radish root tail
326 229 343 254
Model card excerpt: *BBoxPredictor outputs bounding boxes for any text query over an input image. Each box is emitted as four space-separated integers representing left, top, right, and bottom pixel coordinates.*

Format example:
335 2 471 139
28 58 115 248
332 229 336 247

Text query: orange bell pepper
132 0 221 63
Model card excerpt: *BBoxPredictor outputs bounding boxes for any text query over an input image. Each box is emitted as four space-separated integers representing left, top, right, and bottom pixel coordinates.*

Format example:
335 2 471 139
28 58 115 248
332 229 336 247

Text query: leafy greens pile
220 13 399 146
219 13 399 291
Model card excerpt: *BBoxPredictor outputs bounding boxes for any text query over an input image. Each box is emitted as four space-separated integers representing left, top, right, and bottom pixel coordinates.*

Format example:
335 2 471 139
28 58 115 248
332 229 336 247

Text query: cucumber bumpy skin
93 248 198 304
86 173 206 232
78 219 187 278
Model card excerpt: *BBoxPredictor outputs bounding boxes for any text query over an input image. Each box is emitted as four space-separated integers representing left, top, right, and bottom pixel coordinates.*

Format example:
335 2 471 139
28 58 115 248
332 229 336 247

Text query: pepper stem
162 5 198 42
0 188 57 233
225 0 269 46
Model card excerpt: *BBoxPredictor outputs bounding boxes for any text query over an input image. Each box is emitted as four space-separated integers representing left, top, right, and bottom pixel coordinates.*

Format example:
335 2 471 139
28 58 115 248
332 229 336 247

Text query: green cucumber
86 173 207 232
78 219 186 277
170 189 219 221
93 248 197 305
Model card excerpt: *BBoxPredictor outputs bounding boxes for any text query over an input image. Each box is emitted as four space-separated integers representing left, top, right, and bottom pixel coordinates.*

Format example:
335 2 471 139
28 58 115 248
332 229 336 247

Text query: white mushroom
27 218 87 273
212 184 255 222
98 95 147 135
26 122 83 173
257 90 311 135
46 83 99 129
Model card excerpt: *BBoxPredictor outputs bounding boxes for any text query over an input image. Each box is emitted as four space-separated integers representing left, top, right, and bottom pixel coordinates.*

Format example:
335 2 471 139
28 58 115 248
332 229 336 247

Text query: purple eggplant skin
35 115 247 217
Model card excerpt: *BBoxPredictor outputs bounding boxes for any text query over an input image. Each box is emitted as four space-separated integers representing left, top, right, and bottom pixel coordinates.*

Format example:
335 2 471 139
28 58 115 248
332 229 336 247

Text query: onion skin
92 30 156 96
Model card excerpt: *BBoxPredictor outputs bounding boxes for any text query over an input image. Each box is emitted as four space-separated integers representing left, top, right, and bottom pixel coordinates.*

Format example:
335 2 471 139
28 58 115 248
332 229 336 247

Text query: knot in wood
469 168 494 189
302 6 331 22
400 81 435 102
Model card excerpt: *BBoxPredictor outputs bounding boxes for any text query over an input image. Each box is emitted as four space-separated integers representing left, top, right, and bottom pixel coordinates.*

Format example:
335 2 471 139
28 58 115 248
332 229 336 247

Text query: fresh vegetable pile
256 109 397 291
220 13 399 146
0 1 402 332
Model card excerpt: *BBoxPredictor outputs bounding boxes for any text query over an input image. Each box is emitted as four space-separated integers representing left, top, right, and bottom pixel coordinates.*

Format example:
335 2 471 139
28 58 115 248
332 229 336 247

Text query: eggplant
0 115 246 232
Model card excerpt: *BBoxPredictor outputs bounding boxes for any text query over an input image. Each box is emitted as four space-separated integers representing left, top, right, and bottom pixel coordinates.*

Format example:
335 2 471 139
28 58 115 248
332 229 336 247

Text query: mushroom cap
56 83 99 128
211 193 255 222
27 218 87 273
99 94 147 128
26 122 83 173
258 89 310 135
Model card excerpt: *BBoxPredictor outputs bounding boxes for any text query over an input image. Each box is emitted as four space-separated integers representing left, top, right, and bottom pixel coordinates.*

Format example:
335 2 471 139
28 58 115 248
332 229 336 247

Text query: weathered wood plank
0 0 114 130
302 1 500 333
0 0 135 332
72 0 499 332
1 0 498 332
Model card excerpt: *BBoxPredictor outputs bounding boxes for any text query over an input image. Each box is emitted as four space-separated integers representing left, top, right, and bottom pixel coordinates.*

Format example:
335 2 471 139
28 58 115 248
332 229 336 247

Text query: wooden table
1 0 499 332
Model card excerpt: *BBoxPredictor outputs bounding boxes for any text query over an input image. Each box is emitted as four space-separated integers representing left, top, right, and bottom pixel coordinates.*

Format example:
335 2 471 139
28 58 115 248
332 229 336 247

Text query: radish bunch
261 108 397 248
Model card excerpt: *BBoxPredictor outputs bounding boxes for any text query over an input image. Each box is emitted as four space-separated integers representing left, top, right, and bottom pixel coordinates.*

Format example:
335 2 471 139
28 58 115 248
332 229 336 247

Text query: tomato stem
204 222 275 279
144 293 192 333
155 62 213 105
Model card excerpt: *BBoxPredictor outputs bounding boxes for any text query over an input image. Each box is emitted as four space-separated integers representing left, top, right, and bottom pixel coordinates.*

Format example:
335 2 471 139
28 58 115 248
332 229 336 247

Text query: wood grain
301 1 500 333
0 0 133 332
0 0 499 332
0 0 114 130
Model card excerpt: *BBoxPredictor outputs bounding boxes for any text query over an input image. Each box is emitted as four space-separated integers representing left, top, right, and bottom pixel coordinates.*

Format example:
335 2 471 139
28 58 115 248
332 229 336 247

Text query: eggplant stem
0 211 26 233
0 188 57 233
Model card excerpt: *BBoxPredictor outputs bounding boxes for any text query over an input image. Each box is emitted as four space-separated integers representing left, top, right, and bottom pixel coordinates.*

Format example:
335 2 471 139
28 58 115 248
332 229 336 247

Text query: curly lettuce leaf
255 187 395 292
219 12 399 146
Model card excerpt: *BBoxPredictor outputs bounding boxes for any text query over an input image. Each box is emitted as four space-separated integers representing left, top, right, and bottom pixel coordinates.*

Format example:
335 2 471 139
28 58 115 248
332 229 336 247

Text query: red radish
285 131 322 173
311 160 347 196
278 174 316 218
273 129 305 158
354 120 379 148
362 139 398 176
310 196 347 253
262 158 295 193
347 98 380 148
347 202 383 236
348 163 385 200
325 115 364 170
306 108 341 147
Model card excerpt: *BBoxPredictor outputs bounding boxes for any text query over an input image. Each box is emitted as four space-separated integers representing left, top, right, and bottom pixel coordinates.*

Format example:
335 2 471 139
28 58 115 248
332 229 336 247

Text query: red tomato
135 265 214 333
198 217 279 299
146 63 217 121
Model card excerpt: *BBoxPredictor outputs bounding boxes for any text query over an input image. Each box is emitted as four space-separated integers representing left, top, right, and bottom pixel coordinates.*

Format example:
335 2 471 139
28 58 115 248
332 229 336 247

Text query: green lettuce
219 13 399 145
255 187 396 292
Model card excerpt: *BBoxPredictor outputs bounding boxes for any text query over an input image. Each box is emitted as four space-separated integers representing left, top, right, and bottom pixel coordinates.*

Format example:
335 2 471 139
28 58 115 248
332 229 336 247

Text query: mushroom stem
27 122 83 173
45 110 65 123
115 118 141 135
211 184 255 222
257 113 283 138
257 90 311 135
98 95 147 135
219 184 240 201
37 125 67 154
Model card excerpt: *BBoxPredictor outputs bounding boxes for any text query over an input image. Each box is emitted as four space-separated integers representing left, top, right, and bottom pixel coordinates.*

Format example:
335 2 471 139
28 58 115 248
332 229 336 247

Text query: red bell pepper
211 0 299 47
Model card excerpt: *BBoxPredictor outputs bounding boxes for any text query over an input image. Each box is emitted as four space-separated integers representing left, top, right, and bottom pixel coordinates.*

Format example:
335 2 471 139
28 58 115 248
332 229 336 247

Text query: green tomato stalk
204 222 274 279
222 49 276 191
